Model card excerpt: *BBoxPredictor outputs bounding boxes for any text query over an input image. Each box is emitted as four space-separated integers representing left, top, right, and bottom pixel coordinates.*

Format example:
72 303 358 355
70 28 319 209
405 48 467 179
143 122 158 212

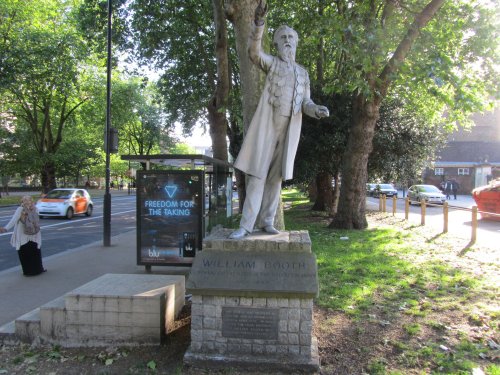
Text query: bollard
392 195 397 216
405 197 409 220
443 201 448 233
471 205 478 244
420 199 426 226
379 195 382 211
382 194 386 213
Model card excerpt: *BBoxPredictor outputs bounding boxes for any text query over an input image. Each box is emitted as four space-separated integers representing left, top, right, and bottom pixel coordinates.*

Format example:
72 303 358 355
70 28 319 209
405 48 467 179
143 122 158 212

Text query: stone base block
184 336 320 373
185 230 319 373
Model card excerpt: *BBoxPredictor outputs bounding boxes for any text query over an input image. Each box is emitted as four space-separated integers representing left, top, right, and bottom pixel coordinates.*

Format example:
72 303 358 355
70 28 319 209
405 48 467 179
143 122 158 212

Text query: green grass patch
282 188 311 206
403 322 422 336
284 190 484 315
0 194 41 206
486 365 500 375
283 189 498 373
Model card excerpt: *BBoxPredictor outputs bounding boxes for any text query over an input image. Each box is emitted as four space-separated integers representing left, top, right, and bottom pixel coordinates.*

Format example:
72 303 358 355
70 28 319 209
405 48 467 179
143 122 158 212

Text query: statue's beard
278 46 295 62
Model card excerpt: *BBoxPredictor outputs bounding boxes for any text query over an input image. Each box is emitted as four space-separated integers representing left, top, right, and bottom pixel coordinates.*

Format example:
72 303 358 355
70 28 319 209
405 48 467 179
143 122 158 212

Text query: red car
472 179 500 221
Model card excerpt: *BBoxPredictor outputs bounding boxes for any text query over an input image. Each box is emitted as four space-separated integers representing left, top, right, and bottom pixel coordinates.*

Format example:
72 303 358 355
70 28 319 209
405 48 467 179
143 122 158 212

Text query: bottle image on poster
137 171 203 265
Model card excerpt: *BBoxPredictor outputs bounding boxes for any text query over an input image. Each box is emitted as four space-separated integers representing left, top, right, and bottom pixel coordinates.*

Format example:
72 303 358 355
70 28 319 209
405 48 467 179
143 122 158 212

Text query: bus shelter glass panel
136 170 203 266
205 163 233 233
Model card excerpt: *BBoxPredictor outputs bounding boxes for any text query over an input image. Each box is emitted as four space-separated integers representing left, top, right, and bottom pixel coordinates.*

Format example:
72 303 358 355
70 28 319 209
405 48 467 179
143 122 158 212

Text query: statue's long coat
234 24 319 181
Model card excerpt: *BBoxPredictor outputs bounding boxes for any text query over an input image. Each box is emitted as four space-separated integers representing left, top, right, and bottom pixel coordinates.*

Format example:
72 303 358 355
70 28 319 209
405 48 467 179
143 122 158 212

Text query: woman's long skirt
18 241 45 276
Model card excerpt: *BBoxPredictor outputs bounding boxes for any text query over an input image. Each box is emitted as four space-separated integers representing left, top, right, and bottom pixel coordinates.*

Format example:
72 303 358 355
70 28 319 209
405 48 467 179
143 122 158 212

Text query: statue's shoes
263 225 279 234
228 227 250 239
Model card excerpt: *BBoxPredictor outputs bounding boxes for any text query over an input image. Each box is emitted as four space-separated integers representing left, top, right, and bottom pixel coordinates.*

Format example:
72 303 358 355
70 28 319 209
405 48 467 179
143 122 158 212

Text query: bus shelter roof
121 154 233 170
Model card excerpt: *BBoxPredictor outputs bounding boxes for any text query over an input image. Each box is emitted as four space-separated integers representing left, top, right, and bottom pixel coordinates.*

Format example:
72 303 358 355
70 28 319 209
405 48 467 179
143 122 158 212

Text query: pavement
0 188 190 329
0 190 483 329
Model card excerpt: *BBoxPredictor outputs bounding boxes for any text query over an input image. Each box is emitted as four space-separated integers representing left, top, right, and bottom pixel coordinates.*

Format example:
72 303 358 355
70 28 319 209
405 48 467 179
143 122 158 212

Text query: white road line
0 209 136 236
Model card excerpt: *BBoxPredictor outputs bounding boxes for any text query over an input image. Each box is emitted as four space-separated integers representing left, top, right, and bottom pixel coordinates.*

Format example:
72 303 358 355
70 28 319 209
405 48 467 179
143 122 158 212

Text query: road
0 195 136 271
366 195 500 247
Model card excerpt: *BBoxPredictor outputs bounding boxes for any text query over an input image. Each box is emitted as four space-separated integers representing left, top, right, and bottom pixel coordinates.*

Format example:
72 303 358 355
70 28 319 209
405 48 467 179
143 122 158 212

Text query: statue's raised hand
254 0 268 26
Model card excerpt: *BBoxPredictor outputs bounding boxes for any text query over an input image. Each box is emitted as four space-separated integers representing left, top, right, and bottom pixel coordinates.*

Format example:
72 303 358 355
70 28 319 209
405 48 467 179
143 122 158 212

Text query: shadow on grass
426 232 445 243
285 201 483 315
458 240 476 256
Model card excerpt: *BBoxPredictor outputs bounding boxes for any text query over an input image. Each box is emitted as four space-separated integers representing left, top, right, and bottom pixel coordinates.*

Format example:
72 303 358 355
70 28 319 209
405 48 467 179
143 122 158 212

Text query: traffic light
104 127 119 153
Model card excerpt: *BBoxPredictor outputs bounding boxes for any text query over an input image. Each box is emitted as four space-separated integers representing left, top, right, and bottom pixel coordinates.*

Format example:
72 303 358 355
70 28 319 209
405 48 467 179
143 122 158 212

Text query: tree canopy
0 0 174 190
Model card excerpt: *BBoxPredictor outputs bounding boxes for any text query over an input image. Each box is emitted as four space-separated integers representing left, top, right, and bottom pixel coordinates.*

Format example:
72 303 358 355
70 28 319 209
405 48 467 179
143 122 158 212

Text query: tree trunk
227 115 245 213
308 180 317 203
312 171 334 212
330 0 445 229
207 97 229 161
41 161 57 193
331 171 341 215
225 0 266 133
330 95 379 229
208 0 230 162
274 199 285 231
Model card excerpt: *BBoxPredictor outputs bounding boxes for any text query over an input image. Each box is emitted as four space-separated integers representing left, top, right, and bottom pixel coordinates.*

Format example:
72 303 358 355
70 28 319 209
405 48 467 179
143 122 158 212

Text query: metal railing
377 194 499 245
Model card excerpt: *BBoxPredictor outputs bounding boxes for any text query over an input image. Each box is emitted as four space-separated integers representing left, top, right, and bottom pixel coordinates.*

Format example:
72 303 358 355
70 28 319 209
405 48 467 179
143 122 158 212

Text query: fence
377 195 499 245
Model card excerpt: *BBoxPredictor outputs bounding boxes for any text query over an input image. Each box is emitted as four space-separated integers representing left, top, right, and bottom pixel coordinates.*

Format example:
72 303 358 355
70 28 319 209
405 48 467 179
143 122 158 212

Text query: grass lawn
0 194 42 206
282 188 499 375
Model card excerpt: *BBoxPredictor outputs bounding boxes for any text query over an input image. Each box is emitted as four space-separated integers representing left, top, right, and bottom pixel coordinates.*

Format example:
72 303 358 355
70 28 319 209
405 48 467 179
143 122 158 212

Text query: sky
174 123 212 148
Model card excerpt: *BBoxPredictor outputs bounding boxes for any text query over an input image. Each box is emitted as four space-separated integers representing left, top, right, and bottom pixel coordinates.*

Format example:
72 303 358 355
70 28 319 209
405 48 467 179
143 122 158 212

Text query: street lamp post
127 138 131 195
103 0 112 246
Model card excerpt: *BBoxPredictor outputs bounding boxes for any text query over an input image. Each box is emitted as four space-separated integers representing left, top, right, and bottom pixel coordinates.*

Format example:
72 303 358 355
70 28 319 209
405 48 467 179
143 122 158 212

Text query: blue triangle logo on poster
164 185 177 198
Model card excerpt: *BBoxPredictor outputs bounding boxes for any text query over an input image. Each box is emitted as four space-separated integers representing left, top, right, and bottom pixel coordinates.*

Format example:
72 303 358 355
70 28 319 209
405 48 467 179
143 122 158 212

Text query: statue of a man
229 1 329 239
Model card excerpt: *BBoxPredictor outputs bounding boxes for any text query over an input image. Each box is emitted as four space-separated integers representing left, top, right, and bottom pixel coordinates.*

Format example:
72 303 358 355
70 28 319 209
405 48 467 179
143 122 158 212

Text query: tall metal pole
103 0 112 246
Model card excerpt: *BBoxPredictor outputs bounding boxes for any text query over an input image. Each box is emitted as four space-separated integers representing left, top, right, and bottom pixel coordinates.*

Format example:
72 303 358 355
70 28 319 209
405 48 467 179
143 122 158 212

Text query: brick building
424 106 500 194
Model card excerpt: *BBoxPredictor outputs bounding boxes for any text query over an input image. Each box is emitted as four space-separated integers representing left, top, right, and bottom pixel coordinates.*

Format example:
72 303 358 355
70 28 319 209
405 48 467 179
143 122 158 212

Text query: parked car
366 183 398 197
373 183 398 198
366 183 377 196
407 185 446 205
36 188 93 219
472 178 500 221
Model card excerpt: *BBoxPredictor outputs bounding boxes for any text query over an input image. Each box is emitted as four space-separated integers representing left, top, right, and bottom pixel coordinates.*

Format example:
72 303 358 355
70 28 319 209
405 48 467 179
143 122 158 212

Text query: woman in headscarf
0 195 45 276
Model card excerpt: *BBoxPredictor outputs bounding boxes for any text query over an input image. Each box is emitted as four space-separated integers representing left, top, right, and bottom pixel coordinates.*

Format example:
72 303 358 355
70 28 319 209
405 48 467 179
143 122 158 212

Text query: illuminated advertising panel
136 170 203 266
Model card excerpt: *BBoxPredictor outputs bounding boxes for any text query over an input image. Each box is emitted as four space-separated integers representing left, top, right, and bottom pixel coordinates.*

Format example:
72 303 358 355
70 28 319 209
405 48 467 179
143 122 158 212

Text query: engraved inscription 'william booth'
222 307 279 340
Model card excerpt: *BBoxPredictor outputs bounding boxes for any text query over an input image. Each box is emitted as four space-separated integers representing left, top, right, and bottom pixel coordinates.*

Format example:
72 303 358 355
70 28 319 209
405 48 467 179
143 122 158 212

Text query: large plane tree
325 0 498 229
0 0 93 192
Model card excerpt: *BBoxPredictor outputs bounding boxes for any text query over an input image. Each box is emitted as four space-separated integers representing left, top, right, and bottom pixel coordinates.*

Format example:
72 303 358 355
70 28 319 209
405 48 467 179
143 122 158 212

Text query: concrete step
6 273 186 347
0 320 17 344
15 308 41 344
40 295 67 343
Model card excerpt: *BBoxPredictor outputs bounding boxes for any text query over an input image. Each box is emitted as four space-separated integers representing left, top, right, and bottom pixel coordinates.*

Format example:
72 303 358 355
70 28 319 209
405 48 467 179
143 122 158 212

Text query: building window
434 168 444 176
458 168 469 175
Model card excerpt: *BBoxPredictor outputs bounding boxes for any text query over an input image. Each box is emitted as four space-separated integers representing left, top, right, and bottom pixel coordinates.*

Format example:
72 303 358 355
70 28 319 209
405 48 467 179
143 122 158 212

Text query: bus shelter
121 154 234 268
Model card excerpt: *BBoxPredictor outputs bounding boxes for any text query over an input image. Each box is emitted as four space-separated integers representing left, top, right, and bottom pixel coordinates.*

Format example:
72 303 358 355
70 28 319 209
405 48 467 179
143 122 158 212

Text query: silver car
407 185 446 205
372 183 398 198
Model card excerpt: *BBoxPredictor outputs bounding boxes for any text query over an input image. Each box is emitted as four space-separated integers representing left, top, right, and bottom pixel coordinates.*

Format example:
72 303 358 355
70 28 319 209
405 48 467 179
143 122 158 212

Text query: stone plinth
202 228 312 253
184 230 319 373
